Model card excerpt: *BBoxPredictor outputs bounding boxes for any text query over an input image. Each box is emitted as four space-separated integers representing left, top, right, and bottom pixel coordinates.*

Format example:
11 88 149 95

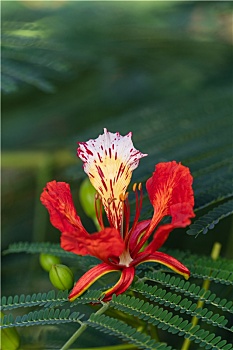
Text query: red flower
41 129 195 302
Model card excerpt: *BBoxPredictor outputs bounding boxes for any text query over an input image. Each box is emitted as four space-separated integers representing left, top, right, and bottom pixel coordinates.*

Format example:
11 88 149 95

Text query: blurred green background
1 1 233 348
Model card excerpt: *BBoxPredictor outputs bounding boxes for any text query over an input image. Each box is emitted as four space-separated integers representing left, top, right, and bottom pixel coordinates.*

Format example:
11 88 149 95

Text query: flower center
119 250 133 267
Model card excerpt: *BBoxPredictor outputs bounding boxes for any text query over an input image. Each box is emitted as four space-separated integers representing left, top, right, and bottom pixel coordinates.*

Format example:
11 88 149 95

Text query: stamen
120 192 128 202
119 192 130 239
95 193 101 200
107 197 114 205
107 198 115 228
124 183 144 248
119 193 125 202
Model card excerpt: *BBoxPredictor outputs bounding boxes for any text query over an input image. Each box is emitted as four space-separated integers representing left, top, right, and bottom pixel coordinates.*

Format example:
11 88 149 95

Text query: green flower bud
49 264 74 290
1 312 20 350
80 178 102 230
39 253 61 272
79 178 96 218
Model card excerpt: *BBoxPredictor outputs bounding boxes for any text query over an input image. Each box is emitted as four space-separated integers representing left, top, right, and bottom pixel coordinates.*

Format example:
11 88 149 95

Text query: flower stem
61 303 109 350
181 242 222 350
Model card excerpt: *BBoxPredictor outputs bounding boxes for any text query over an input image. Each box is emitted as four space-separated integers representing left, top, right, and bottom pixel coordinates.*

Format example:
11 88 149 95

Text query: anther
95 193 101 200
133 183 137 192
119 192 129 201
107 197 116 205
119 193 125 201
138 182 142 191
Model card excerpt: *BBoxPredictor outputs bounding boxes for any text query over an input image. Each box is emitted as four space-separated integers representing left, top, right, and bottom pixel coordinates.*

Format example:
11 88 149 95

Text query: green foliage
132 281 233 329
1 308 83 328
110 294 232 349
1 290 104 312
187 199 233 236
2 242 100 269
88 314 171 350
1 290 68 311
144 269 233 300
2 242 76 259
1 20 68 93
1 249 233 349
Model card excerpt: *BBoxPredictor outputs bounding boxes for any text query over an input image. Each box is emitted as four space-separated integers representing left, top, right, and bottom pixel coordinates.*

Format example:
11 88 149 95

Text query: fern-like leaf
2 242 99 268
132 281 232 332
1 290 68 311
189 265 233 285
2 242 74 257
110 295 233 350
1 308 83 328
194 177 233 211
70 290 104 306
187 199 233 236
144 271 233 313
88 313 172 350
1 289 104 312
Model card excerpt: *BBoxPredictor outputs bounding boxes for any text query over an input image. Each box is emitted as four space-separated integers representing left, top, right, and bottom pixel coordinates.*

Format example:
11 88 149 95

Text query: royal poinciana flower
41 129 195 302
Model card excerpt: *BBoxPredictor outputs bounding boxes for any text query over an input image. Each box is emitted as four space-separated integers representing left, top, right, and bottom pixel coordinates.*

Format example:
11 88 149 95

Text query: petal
40 180 87 235
147 161 194 229
133 162 195 254
69 263 121 302
41 181 125 261
61 227 125 263
144 202 194 254
133 251 190 280
128 220 151 253
103 266 135 302
78 129 147 230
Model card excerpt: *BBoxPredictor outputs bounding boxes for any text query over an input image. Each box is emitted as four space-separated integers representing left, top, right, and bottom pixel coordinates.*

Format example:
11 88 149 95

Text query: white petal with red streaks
77 129 147 230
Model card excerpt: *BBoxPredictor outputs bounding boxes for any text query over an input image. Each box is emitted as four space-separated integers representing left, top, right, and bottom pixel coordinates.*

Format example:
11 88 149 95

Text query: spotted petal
78 128 147 230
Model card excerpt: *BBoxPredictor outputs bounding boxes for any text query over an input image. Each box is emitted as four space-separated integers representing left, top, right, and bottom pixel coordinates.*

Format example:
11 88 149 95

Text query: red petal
133 162 195 254
41 181 125 261
128 220 151 254
60 231 90 256
133 251 190 280
145 202 194 254
147 161 194 228
40 181 87 236
69 263 120 302
103 266 135 302
61 227 125 263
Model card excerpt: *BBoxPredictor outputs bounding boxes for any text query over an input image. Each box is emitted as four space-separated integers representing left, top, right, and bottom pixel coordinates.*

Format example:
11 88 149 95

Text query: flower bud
49 264 74 290
79 178 96 219
39 253 61 272
1 312 20 350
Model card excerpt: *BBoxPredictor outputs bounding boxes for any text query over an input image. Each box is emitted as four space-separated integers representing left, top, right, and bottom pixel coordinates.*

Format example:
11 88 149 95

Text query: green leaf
187 199 233 236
